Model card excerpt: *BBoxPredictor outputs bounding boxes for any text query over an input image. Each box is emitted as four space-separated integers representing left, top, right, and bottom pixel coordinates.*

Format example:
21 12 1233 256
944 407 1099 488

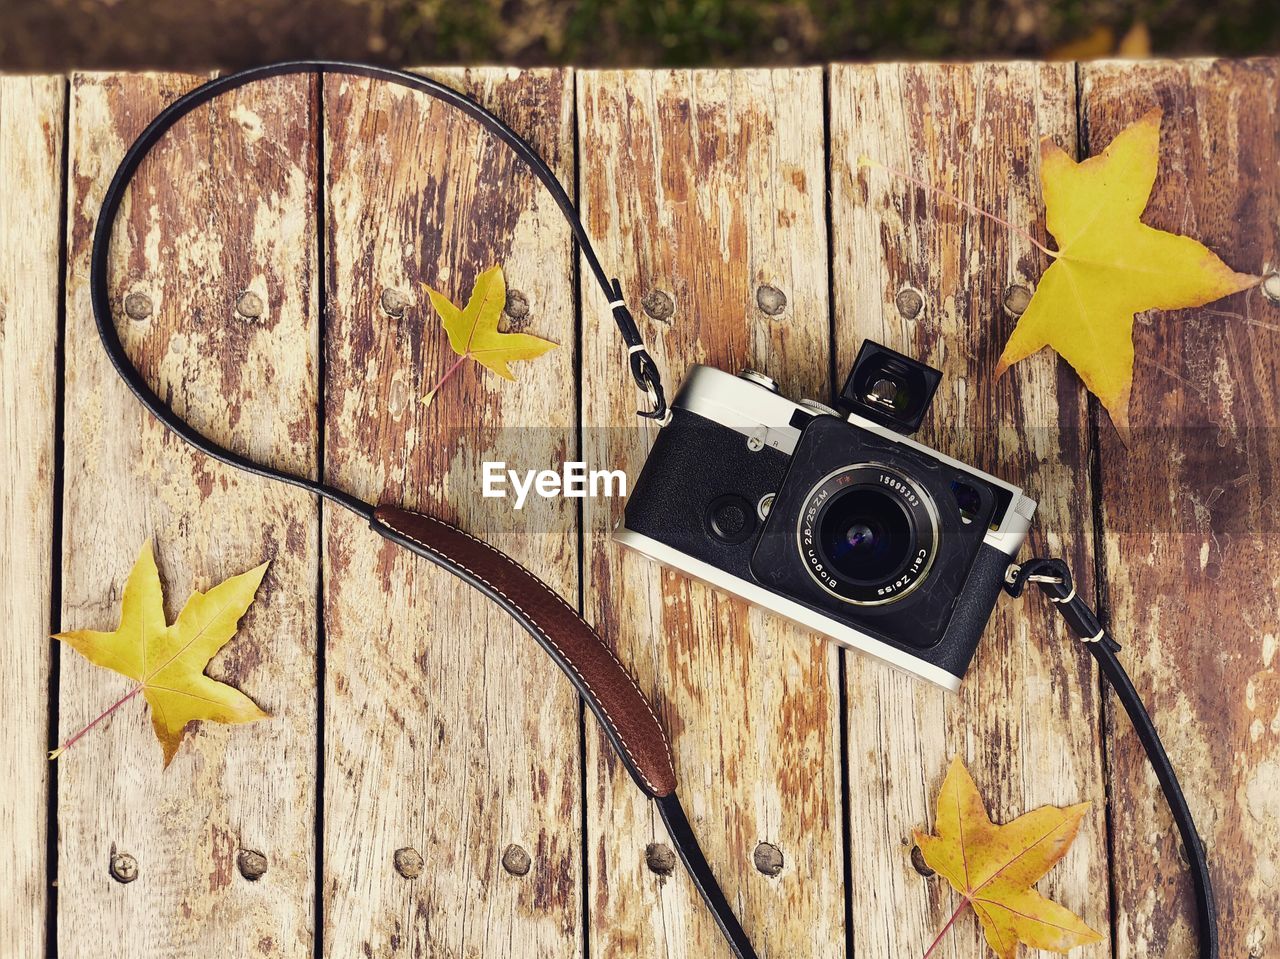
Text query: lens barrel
796 464 938 604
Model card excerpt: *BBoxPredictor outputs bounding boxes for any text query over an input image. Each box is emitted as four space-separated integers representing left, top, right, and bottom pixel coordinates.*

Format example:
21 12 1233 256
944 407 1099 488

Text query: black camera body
615 341 1036 690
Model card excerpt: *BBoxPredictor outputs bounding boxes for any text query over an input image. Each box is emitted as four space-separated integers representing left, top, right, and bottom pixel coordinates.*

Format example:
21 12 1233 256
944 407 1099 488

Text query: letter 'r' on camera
838 341 943 436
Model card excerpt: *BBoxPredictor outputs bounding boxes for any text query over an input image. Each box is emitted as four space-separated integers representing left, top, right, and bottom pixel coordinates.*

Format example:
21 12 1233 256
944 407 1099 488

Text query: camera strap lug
609 278 670 422
1006 555 1217 959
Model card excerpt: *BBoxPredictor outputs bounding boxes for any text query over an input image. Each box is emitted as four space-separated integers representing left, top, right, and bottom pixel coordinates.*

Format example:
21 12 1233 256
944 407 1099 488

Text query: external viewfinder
838 340 943 435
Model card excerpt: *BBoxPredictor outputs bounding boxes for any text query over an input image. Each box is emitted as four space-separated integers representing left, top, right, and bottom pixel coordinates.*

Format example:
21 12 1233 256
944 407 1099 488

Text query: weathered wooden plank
60 71 319 956
1080 58 1280 959
0 74 65 958
578 68 844 957
320 67 582 957
830 63 1110 958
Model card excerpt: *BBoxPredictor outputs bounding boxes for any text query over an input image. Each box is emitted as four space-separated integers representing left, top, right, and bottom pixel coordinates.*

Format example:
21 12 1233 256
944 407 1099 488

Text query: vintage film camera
616 341 1037 691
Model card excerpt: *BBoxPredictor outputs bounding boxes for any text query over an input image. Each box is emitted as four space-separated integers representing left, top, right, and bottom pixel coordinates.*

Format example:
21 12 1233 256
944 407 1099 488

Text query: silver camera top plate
670 364 1037 559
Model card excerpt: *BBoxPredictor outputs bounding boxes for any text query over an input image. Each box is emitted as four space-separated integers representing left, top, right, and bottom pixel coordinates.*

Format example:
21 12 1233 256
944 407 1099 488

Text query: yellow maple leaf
53 540 269 766
914 756 1104 959
995 108 1257 428
421 264 557 406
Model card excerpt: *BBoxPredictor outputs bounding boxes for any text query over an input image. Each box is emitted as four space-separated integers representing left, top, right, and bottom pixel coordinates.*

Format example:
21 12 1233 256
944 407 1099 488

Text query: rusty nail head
237 848 268 881
393 846 423 879
380 288 410 318
504 289 530 320
501 843 531 876
895 288 924 320
645 842 676 876
756 284 787 317
1002 284 1033 316
123 292 153 321
235 291 264 319
640 289 675 322
109 850 138 883
753 841 784 877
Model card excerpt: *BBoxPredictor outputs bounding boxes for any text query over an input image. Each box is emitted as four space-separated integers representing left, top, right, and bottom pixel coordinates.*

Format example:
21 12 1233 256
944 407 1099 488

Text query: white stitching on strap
1050 586 1077 604
1083 627 1106 643
380 511 675 793
608 298 626 309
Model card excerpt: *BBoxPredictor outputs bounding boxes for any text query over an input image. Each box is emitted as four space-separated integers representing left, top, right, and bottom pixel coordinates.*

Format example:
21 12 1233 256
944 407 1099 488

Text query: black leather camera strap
90 61 1216 959
91 60 752 958
1006 559 1218 959
93 60 667 427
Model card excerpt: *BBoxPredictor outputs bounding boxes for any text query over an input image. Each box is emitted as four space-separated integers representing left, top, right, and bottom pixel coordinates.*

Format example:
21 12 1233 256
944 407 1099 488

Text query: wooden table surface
1 60 1276 959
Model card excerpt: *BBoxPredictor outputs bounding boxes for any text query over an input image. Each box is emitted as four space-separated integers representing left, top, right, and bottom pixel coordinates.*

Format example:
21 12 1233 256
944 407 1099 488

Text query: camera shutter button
707 494 757 544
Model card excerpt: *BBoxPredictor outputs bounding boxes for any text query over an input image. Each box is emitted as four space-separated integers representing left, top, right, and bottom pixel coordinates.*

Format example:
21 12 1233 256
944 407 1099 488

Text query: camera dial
738 369 780 392
799 398 840 417
796 463 939 605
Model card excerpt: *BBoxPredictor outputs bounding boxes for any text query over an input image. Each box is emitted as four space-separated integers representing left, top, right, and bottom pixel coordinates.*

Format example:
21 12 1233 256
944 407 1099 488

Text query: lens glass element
796 464 939 605
817 487 913 584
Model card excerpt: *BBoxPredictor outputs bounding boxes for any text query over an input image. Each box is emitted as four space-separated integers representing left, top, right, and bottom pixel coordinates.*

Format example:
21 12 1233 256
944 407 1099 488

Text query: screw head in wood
380 287 410 318
756 284 787 317
123 292 153 321
500 843 531 877
640 289 675 322
109 849 138 883
752 841 784 877
894 287 924 320
1261 270 1280 305
235 290 264 319
1002 284 1033 316
237 848 268 881
393 846 423 879
644 842 676 876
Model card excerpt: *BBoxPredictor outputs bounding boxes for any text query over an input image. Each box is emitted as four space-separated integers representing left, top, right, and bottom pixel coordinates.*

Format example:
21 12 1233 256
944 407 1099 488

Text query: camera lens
818 488 913 584
796 464 938 605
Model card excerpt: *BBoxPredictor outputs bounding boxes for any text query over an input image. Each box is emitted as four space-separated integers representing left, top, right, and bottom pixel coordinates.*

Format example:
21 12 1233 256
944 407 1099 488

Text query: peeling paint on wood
320 67 582 957
579 68 844 958
0 74 64 959
1082 57 1280 959
60 71 319 957
830 62 1110 959
6 58 1276 959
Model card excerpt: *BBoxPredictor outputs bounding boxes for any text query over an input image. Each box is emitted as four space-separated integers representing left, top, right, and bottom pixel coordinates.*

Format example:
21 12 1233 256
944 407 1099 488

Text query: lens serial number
878 473 920 507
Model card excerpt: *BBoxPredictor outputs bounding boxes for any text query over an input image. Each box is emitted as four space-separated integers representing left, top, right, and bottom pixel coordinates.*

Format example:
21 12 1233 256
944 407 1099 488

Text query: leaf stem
922 897 971 959
49 683 145 760
858 155 1060 261
422 351 471 404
